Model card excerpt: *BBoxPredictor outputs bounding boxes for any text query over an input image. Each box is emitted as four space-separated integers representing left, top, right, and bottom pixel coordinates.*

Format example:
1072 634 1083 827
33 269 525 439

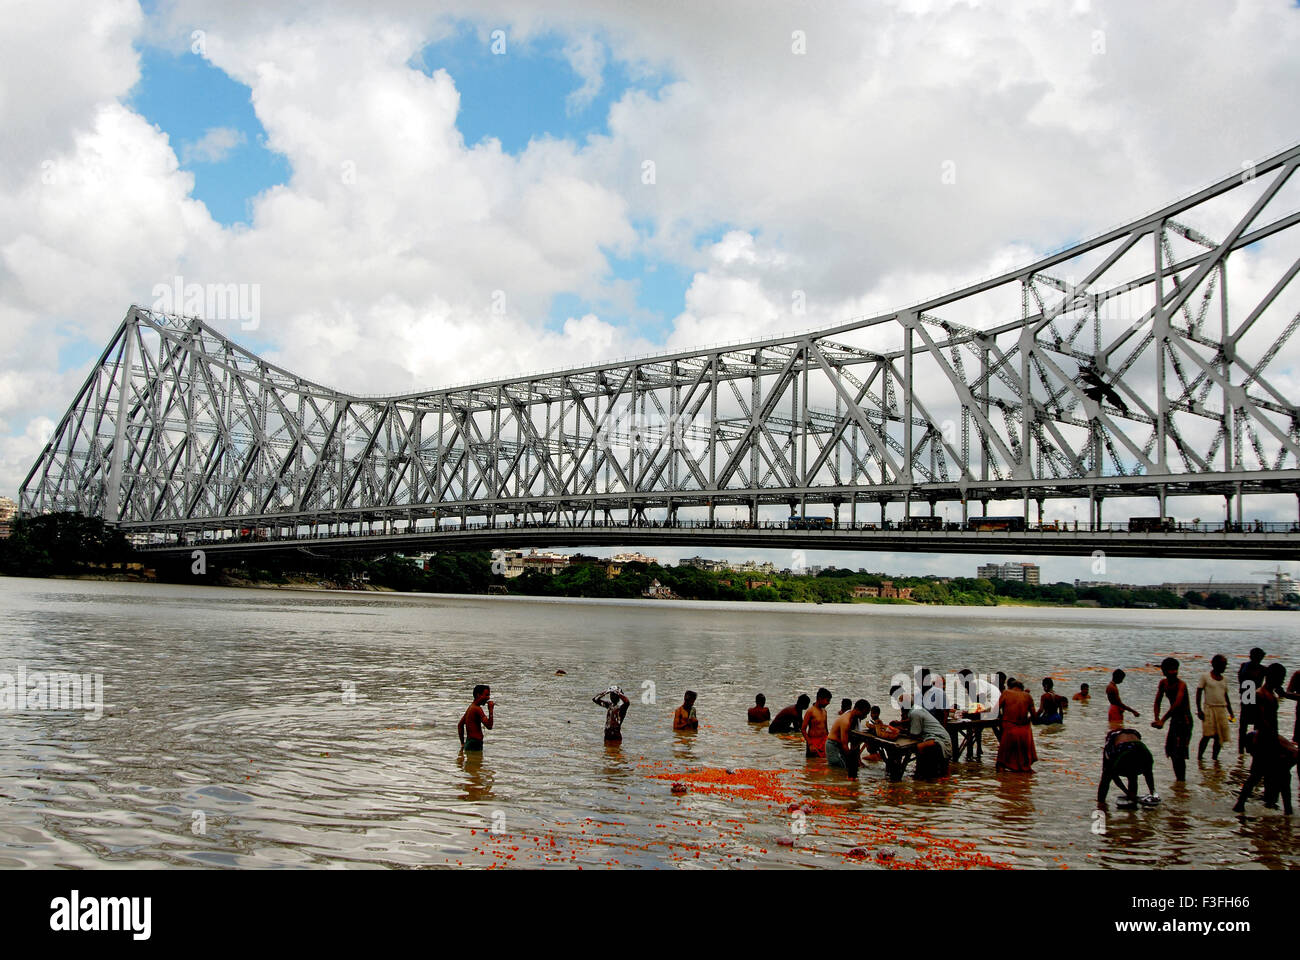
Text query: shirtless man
1106 669 1140 726
1238 648 1267 756
802 688 832 758
1233 663 1295 814
768 694 810 734
1153 658 1193 781
673 690 699 731
748 694 772 724
827 699 872 776
594 687 630 743
457 684 494 751
1073 683 1091 702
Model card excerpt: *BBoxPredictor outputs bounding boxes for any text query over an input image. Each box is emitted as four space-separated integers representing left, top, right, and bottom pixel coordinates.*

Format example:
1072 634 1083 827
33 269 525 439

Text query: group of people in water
1097 648 1300 813
456 647 1300 816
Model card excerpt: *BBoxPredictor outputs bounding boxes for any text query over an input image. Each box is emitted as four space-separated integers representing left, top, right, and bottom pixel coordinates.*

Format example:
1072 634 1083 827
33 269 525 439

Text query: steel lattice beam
19 144 1300 537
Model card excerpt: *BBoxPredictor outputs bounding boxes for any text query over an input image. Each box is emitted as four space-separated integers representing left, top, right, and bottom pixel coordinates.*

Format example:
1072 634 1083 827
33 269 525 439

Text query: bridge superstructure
18 144 1300 559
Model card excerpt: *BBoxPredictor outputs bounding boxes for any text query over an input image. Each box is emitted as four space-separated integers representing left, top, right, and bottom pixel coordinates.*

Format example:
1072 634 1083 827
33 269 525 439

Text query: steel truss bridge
19 144 1300 561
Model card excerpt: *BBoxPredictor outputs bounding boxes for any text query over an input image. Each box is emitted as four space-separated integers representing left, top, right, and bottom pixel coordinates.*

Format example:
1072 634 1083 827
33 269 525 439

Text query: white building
977 562 1041 584
612 551 657 565
679 556 728 572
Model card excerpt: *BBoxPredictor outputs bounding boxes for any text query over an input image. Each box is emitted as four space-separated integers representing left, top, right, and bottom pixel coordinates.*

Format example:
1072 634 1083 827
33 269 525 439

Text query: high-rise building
0 497 16 522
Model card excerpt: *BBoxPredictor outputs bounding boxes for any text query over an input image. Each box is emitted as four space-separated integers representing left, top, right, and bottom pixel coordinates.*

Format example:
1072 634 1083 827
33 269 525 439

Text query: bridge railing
130 517 1300 550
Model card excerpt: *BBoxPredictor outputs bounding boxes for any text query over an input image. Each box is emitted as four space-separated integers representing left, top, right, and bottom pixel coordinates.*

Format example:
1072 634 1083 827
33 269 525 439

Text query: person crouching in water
1097 727 1158 808
908 696 953 778
748 693 771 724
594 686 630 744
827 700 872 776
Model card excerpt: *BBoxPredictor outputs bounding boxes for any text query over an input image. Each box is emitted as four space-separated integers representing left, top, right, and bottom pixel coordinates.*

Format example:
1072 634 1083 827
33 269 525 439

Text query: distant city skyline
521 543 1299 585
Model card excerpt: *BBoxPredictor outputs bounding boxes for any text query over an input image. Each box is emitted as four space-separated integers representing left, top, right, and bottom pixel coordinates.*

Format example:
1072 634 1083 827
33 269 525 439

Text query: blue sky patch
412 24 666 154
127 46 288 226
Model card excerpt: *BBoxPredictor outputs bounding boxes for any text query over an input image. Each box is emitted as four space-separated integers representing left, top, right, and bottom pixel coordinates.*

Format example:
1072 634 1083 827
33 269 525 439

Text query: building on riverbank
977 561 1040 584
1160 581 1265 601
679 556 728 572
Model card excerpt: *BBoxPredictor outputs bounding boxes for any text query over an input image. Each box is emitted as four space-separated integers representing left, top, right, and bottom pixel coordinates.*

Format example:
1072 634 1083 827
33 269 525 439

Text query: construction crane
1252 567 1297 605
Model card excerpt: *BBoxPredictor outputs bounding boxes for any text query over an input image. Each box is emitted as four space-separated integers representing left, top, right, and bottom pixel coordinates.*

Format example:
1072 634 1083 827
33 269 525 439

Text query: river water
1 576 1297 870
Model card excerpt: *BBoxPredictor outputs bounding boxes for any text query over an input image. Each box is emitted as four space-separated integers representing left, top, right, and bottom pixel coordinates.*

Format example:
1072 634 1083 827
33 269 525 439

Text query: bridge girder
19 144 1300 536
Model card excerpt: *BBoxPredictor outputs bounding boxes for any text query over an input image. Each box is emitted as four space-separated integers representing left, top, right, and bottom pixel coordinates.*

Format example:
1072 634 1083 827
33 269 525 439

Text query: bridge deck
134 523 1300 561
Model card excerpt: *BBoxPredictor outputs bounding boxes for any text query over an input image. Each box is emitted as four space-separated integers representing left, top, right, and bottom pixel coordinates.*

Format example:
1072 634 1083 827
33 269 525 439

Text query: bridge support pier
1157 486 1167 518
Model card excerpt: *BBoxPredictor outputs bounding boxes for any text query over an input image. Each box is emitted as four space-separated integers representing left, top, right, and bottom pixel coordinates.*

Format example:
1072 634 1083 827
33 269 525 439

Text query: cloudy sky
3 0 1299 583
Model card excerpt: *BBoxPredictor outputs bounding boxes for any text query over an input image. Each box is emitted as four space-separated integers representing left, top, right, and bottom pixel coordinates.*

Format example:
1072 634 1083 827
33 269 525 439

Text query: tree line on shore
0 512 1248 611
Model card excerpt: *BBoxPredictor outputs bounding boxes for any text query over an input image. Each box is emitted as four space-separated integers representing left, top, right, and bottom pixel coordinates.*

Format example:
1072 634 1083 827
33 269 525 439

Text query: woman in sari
996 678 1039 772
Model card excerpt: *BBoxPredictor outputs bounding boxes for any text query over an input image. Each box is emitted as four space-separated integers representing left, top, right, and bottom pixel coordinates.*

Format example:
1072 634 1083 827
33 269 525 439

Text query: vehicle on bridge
237 527 267 542
787 515 834 530
1128 516 1177 533
965 516 1028 533
899 516 944 531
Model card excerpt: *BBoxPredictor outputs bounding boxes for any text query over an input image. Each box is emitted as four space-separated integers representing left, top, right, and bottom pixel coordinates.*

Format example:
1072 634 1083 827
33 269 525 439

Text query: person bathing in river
1153 658 1193 782
1073 683 1090 702
457 684 494 752
1196 654 1235 762
995 679 1038 772
802 688 832 758
1233 663 1296 814
1106 669 1140 726
908 695 953 778
827 700 872 776
1238 648 1268 757
1036 678 1067 724
673 690 699 731
1097 727 1158 808
768 694 810 734
594 686 630 743
748 693 771 724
